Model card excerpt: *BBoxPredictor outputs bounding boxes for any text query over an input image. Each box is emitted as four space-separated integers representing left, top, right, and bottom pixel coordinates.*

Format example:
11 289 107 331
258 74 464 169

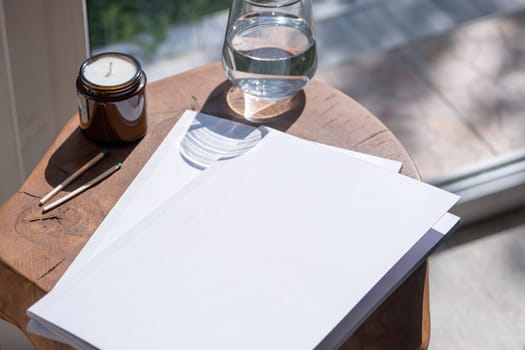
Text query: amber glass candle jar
76 52 147 144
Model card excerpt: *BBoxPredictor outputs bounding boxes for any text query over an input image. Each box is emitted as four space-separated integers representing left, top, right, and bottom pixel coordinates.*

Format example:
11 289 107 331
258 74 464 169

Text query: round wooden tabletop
0 62 428 350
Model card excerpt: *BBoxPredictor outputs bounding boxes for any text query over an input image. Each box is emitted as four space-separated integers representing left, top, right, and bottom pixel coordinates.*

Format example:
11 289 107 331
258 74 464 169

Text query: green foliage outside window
87 0 231 55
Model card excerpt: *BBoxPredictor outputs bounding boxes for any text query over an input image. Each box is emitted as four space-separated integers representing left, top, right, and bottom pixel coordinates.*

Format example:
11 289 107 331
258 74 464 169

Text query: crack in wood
37 257 65 281
355 129 389 146
29 215 63 224
19 191 40 199
323 93 337 101
320 105 339 128
191 95 199 111
321 116 338 128
374 139 390 147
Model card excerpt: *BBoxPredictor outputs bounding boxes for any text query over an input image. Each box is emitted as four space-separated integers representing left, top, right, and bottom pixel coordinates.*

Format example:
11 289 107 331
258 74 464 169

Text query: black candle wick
105 61 113 77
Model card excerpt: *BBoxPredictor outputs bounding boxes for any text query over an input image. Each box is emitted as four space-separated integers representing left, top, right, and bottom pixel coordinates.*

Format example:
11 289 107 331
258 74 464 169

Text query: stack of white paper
27 110 459 350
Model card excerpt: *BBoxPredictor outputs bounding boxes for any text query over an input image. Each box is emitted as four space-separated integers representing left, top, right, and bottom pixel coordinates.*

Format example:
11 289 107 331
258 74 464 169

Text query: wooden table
0 62 428 350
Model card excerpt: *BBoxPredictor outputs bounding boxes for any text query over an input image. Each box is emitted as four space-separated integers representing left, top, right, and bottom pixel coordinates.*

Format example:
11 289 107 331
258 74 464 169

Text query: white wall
0 0 88 204
0 0 23 203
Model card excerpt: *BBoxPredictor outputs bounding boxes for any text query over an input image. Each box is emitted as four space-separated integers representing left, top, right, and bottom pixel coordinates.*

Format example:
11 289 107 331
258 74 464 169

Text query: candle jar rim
77 70 146 103
79 52 142 91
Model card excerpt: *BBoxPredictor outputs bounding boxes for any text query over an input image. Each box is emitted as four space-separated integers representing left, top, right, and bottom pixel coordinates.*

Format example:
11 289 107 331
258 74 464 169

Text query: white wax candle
82 54 138 86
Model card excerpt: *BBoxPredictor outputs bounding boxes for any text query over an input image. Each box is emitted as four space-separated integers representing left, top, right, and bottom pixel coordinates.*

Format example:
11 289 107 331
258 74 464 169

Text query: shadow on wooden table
44 127 140 188
200 80 305 131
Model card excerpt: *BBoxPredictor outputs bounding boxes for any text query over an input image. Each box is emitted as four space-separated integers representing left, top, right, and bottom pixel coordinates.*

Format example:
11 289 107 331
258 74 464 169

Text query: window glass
87 0 232 80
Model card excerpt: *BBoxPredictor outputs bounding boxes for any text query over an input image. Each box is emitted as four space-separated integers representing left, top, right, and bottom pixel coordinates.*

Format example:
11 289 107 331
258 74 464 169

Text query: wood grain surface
0 62 427 350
